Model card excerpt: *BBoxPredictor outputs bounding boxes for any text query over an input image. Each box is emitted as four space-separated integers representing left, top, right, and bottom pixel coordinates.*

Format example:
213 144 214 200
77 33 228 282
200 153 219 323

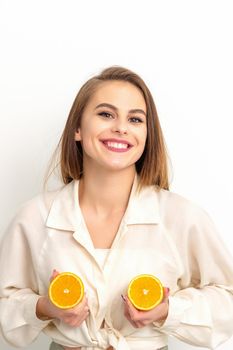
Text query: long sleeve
0 203 51 347
154 205 233 349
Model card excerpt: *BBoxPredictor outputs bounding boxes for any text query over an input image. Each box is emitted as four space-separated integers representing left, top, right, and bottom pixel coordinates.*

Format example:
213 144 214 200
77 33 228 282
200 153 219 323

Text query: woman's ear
75 129 82 141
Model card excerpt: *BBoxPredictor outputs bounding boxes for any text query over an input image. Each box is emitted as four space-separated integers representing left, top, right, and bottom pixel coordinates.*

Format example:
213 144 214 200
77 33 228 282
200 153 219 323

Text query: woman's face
75 80 147 173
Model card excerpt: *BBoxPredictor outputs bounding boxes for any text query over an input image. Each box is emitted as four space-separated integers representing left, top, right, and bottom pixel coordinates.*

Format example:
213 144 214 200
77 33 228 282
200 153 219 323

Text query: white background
0 0 233 349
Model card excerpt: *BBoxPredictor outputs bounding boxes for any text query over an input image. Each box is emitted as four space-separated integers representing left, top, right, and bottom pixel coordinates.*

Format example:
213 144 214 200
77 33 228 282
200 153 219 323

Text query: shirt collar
46 181 82 231
46 176 160 231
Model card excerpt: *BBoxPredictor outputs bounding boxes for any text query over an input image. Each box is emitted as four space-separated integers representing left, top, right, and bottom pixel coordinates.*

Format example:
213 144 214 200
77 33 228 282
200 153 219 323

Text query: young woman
0 66 233 350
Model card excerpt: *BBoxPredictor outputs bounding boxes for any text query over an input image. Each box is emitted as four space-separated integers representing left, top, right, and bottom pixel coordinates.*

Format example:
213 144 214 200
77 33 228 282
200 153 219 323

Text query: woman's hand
122 287 170 328
36 269 89 327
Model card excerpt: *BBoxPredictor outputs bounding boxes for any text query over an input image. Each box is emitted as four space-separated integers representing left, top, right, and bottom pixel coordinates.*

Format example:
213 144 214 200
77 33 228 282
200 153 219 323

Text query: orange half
127 274 164 311
49 272 84 309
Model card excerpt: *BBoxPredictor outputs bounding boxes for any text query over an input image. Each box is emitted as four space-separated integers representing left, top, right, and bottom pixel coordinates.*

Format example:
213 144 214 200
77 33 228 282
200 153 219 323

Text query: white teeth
106 142 128 149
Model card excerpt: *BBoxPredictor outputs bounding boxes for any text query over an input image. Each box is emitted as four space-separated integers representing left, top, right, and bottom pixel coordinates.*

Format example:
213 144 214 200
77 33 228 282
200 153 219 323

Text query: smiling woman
57 66 169 191
0 66 233 350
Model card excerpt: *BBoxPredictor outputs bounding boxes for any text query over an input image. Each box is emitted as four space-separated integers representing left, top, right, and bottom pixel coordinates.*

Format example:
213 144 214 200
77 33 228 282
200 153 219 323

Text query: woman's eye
129 117 143 123
98 112 113 119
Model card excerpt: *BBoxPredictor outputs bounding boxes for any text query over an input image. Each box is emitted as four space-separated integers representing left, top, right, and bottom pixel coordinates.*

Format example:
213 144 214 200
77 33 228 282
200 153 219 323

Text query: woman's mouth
100 139 133 152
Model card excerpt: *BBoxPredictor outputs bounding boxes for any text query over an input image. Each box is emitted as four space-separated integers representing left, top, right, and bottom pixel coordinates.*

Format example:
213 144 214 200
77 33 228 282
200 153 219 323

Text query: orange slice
127 274 164 310
49 272 84 309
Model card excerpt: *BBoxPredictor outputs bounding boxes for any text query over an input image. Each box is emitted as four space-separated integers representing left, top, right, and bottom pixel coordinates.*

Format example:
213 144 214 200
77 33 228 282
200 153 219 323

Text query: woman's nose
111 119 128 134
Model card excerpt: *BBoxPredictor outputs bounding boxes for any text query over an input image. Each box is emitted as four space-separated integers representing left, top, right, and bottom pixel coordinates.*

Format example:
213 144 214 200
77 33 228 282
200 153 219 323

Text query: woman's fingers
162 287 170 302
122 286 170 328
63 312 88 327
63 295 89 326
72 310 90 327
124 305 142 328
123 297 145 328
124 296 141 321
73 295 89 314
49 269 60 282
51 291 90 327
62 306 89 327
63 296 88 316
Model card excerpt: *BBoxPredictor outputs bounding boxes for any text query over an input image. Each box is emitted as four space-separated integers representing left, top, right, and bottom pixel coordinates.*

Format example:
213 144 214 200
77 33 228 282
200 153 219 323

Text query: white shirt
0 177 233 350
94 249 110 270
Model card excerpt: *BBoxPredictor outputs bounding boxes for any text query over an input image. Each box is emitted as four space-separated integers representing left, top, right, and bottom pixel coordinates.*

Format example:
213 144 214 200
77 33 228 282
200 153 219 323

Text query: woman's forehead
88 81 146 110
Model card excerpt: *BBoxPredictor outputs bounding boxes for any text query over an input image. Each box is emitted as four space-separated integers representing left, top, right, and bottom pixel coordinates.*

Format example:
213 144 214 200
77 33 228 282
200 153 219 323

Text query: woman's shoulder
157 187 198 207
154 187 210 224
11 185 66 224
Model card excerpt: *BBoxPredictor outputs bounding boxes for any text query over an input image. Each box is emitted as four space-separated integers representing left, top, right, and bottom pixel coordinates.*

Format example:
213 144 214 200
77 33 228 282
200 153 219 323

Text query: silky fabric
49 343 168 350
0 177 233 349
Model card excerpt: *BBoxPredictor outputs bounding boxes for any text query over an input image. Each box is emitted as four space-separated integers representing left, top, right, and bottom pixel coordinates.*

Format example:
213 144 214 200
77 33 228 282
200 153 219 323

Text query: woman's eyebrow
95 103 146 117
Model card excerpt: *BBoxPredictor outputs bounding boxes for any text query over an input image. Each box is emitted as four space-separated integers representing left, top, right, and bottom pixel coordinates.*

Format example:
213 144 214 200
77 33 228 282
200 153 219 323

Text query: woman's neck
78 168 136 216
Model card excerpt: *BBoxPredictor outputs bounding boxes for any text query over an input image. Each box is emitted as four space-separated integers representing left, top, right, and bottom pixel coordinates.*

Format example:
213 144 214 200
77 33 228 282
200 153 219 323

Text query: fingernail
121 294 126 302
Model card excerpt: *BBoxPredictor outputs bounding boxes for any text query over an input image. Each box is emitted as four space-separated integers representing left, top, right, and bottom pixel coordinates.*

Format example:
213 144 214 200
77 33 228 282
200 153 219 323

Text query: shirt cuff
153 295 192 331
23 294 52 328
